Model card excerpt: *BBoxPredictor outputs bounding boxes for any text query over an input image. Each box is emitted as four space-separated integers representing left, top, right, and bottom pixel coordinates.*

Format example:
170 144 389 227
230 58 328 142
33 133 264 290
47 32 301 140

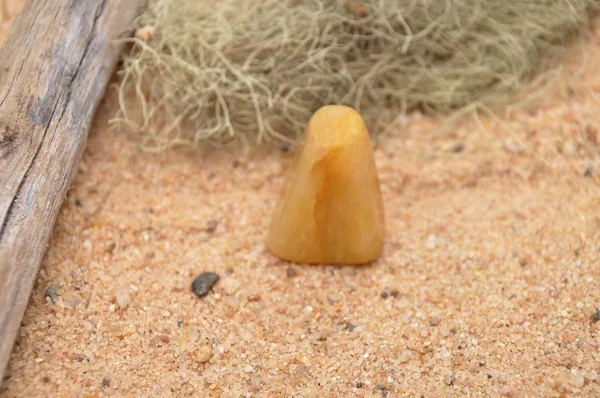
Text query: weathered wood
0 0 146 381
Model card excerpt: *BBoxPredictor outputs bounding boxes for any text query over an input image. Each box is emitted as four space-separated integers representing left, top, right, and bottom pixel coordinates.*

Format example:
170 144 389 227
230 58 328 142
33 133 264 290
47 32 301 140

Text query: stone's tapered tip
266 105 385 265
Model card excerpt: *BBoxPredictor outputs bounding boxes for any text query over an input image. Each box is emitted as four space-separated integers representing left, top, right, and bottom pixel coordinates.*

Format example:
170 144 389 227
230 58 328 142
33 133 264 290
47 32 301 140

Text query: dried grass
112 0 600 150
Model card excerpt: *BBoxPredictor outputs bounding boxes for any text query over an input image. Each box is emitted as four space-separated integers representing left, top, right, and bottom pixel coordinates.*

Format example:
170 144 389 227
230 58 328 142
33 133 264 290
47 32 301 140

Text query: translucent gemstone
266 105 385 264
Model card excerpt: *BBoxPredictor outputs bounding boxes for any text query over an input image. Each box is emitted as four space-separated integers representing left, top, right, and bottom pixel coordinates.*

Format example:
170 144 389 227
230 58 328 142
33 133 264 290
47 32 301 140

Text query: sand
2 3 600 397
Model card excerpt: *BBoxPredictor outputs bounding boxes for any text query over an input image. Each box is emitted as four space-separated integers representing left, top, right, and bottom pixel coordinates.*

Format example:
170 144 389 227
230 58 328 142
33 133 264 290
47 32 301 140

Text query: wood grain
0 0 146 381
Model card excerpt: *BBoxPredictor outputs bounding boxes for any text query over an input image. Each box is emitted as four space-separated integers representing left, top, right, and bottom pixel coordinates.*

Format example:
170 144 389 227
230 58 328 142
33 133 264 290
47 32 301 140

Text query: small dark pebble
584 167 593 177
452 143 464 153
177 320 184 328
105 242 116 254
192 272 220 298
101 377 111 388
75 199 83 208
487 374 493 379
375 384 386 390
389 289 399 298
75 355 85 362
345 323 357 332
380 291 389 299
519 257 528 267
356 381 364 388
591 308 600 323
280 145 290 153
479 362 485 367
43 376 50 383
286 266 298 278
205 220 218 234
44 284 59 303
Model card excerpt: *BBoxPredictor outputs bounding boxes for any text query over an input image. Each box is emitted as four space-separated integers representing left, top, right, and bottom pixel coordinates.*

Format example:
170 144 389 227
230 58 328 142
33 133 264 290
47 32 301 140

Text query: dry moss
113 0 599 150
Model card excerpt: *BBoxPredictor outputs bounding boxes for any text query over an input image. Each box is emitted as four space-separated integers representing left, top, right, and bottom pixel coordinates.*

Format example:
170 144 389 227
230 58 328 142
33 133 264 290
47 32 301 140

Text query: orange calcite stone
266 105 385 264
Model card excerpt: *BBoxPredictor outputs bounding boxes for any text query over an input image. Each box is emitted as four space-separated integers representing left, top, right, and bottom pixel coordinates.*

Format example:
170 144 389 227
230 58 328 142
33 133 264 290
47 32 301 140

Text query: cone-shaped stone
266 105 385 264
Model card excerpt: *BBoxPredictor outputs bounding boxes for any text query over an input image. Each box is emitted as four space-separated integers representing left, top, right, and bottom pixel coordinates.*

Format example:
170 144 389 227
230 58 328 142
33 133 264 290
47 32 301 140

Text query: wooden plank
0 0 146 381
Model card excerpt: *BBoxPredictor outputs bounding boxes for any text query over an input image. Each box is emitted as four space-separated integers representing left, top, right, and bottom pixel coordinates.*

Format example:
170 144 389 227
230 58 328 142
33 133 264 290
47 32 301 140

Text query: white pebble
244 365 254 373
115 287 132 309
576 302 584 309
222 278 241 295
440 348 452 361
426 234 437 249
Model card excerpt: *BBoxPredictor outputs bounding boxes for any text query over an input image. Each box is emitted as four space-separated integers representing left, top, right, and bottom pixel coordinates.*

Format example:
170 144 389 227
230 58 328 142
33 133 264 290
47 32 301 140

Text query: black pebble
584 167 593 177
356 381 364 388
205 220 218 234
192 272 220 297
380 291 389 299
591 308 600 323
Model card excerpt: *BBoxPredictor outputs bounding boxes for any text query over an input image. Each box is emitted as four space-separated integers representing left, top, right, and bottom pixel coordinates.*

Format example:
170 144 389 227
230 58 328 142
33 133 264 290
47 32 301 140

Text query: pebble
195 344 213 363
346 323 357 332
389 289 400 298
44 284 59 304
251 376 261 391
101 377 111 388
571 372 585 388
317 330 328 341
440 347 452 361
584 167 593 177
286 266 298 278
380 291 389 299
591 308 600 322
221 278 241 295
115 287 132 309
429 316 441 326
205 219 218 233
504 139 522 154
244 365 254 373
426 234 437 249
192 272 220 297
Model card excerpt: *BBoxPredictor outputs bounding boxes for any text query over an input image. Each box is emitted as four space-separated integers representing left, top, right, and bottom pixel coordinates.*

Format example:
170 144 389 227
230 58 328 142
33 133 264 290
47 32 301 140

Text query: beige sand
2 4 600 397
